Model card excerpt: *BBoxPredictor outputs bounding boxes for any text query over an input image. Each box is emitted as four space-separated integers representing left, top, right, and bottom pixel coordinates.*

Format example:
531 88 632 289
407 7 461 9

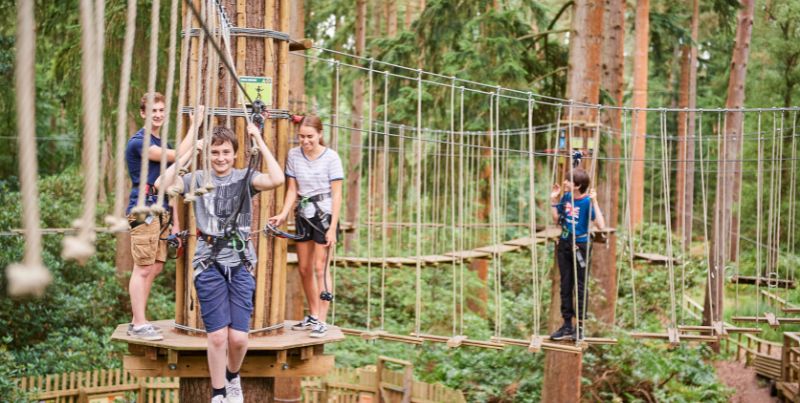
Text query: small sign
240 76 273 107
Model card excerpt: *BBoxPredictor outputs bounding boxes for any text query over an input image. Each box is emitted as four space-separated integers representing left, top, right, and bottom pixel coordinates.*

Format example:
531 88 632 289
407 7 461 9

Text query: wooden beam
123 353 334 378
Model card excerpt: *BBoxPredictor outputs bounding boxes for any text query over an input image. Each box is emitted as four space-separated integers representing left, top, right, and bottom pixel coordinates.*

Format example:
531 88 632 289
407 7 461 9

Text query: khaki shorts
128 212 170 266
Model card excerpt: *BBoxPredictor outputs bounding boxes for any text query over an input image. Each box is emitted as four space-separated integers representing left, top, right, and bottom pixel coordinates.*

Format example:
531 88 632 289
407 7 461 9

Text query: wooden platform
112 320 343 378
111 320 345 351
730 275 796 289
633 252 677 265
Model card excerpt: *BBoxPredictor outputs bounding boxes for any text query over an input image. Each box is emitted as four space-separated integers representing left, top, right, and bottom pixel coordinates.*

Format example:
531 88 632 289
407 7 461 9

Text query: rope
130 0 161 216
623 109 639 327
698 111 715 323
380 71 390 331
153 0 181 211
449 78 457 336
166 0 194 198
458 86 465 335
105 0 138 232
528 94 541 336
6 0 51 296
659 110 678 329
62 0 105 263
366 61 374 330
414 69 423 336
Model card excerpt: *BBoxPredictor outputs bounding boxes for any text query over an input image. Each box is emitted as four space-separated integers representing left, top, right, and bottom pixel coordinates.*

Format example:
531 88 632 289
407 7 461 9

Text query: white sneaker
291 315 318 331
225 375 243 403
210 395 226 403
310 322 328 338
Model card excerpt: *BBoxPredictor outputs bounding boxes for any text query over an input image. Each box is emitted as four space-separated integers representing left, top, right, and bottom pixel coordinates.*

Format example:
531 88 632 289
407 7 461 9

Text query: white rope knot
167 184 183 197
202 183 216 192
194 187 209 195
130 205 151 219
61 235 96 265
178 167 189 175
6 262 52 297
183 194 196 203
149 205 167 215
104 215 130 232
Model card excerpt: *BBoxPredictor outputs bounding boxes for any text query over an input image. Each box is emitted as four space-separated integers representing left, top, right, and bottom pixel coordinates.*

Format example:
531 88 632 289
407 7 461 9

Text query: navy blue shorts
194 263 255 333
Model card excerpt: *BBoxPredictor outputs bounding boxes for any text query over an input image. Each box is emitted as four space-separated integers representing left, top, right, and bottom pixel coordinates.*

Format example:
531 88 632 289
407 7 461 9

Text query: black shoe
550 324 575 341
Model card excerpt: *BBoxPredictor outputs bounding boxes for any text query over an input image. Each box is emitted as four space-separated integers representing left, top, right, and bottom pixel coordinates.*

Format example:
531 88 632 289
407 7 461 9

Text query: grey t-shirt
285 147 344 218
182 169 262 274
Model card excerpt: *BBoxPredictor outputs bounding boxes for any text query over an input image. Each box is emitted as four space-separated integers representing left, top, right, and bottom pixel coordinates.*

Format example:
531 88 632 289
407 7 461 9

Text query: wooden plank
474 244 520 255
446 335 467 348
502 237 545 248
730 275 796 289
528 336 544 353
123 353 335 378
444 250 490 260
633 252 676 264
766 312 780 328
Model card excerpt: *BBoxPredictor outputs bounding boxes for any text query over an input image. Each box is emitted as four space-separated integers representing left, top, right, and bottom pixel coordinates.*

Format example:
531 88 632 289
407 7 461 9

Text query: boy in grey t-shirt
157 121 283 403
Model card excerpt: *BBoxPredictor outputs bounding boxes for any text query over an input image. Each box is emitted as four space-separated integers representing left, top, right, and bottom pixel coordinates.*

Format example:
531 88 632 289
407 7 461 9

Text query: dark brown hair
211 126 238 153
569 168 591 193
299 115 325 146
139 92 166 112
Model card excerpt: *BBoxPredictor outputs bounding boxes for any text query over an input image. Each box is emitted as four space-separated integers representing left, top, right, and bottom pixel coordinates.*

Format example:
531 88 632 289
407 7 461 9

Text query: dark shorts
295 214 338 245
194 263 255 333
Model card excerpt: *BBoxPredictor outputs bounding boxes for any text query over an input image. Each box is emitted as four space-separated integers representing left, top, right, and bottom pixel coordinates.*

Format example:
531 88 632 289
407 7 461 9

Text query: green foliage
0 169 175 397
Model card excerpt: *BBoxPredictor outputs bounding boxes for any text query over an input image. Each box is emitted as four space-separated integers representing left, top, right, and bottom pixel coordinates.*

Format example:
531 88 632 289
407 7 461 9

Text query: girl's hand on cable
550 184 561 201
325 228 336 247
268 213 286 227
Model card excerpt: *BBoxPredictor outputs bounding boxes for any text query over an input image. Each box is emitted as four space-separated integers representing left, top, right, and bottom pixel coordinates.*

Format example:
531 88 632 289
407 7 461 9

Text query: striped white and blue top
285 146 344 218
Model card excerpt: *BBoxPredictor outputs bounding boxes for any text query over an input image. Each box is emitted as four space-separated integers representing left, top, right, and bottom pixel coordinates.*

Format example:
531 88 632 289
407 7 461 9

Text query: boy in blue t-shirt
548 168 606 341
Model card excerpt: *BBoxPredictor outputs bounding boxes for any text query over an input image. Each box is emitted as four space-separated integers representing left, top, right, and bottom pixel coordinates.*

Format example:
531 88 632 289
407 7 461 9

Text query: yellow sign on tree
240 76 273 107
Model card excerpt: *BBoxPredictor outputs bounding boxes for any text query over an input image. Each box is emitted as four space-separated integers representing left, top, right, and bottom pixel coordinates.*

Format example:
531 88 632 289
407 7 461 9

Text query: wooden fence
16 363 464 403
14 368 178 402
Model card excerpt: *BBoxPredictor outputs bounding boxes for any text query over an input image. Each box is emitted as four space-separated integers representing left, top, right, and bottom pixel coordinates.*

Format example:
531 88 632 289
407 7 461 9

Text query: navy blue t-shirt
556 192 596 243
125 128 171 214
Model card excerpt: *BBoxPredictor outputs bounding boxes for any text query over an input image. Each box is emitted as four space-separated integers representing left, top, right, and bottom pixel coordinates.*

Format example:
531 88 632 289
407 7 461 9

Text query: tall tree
543 1 604 402
345 0 367 251
592 0 625 325
629 0 650 227
706 0 756 344
674 0 699 251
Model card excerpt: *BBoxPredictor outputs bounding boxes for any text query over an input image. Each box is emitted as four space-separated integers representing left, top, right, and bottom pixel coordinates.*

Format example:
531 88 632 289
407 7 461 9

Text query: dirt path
714 360 776 402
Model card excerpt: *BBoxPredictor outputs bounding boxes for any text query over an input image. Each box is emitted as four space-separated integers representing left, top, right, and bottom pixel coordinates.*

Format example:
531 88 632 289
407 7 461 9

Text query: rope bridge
8 0 800 354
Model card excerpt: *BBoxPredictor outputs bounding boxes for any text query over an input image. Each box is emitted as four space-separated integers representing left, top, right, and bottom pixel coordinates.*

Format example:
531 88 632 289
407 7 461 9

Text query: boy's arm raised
590 188 606 230
147 106 205 163
550 184 561 224
249 123 285 191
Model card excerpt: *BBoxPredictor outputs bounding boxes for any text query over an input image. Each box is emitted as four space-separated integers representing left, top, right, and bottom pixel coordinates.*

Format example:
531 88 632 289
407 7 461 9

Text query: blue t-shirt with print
556 192 595 243
125 128 171 214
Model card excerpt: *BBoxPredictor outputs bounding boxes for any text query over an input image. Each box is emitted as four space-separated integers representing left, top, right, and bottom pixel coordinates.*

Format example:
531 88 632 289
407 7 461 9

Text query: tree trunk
404 0 413 29
727 0 756 263
344 0 367 252
707 0 756 345
386 0 397 37
629 0 649 227
180 378 274 402
591 0 625 327
674 0 699 251
543 1 603 401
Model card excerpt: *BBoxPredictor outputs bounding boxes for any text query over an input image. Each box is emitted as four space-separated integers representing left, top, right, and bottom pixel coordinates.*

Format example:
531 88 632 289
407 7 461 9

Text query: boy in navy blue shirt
125 92 201 341
549 168 606 341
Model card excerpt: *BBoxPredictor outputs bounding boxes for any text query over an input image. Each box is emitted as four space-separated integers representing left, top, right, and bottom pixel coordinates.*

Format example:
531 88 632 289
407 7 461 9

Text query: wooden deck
730 275 796 289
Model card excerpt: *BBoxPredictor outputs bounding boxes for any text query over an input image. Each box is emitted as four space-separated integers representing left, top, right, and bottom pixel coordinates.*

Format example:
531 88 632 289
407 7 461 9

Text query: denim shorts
194 263 255 333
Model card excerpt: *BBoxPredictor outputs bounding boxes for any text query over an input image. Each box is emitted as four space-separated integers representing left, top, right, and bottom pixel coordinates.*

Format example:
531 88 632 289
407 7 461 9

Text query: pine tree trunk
386 0 397 37
180 378 274 402
727 0 756 263
629 0 649 227
543 1 604 401
674 0 699 251
344 0 367 252
591 0 625 326
706 0 755 345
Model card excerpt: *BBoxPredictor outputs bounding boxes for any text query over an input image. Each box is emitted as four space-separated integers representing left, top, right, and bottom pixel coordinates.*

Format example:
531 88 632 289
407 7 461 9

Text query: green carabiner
230 234 246 253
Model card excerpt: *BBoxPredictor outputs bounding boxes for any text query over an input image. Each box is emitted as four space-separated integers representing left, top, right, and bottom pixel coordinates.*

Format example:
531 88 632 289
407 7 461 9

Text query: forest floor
714 360 776 402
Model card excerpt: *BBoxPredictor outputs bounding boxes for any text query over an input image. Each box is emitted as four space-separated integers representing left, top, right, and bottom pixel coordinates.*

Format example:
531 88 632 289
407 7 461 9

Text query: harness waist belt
302 192 332 203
